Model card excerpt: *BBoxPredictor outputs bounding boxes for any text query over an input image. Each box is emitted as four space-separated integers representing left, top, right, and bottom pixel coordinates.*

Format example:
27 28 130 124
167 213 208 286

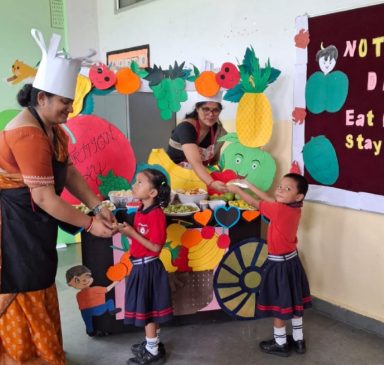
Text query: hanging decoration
89 63 116 90
224 46 281 147
144 62 189 120
5 47 281 127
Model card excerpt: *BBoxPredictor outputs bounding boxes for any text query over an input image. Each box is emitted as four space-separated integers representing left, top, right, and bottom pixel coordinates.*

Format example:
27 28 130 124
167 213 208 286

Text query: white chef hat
197 90 223 104
31 29 95 99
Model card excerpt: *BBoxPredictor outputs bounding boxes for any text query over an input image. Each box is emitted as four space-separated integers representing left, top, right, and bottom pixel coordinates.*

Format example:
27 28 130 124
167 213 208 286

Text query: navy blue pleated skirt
124 257 173 327
256 252 312 320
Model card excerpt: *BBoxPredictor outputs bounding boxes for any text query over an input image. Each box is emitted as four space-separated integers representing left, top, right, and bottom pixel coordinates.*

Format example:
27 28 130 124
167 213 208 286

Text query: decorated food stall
4 45 281 334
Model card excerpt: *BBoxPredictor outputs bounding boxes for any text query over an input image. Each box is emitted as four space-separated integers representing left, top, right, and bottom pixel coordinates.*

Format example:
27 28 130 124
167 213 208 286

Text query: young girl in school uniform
118 168 173 365
227 173 312 357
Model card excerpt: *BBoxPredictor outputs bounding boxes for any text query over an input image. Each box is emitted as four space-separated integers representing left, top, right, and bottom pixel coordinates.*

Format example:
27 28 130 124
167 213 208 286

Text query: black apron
0 107 68 293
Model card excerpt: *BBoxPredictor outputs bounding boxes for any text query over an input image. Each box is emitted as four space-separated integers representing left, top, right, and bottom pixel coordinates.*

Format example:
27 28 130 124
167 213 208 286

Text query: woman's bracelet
92 202 103 215
85 217 94 232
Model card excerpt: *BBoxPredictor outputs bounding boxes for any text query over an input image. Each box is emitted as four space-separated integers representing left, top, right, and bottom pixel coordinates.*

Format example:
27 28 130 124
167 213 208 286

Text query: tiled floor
57 244 384 365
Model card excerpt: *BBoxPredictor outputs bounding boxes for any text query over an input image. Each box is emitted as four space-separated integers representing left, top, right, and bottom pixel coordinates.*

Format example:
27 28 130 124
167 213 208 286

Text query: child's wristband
85 217 94 232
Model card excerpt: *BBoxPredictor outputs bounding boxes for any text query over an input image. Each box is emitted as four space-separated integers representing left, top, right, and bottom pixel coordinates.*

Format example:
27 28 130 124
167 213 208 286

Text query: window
115 0 156 12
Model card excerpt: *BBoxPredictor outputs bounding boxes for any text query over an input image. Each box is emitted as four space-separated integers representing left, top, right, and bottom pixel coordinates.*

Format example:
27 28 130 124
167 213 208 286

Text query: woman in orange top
0 44 119 365
0 82 117 364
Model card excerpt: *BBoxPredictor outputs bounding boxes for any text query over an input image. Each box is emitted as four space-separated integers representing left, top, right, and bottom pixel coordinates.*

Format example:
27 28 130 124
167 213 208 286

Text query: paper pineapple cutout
225 47 281 148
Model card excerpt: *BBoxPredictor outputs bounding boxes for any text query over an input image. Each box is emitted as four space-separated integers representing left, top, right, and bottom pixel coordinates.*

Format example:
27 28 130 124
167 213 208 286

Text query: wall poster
293 3 384 214
106 44 150 69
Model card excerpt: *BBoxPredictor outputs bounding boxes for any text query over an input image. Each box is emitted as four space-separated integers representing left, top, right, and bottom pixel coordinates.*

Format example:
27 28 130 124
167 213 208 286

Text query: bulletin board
293 3 384 214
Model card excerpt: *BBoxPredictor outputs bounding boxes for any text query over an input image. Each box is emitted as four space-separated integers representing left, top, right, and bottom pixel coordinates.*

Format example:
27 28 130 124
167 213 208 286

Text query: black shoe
109 308 122 316
131 341 166 356
127 347 165 365
86 329 111 337
259 339 291 357
287 334 306 354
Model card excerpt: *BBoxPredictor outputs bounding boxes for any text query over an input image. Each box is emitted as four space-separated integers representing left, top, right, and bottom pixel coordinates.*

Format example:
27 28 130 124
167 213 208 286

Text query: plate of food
176 188 208 204
228 181 248 189
163 203 200 216
228 200 258 211
74 200 116 214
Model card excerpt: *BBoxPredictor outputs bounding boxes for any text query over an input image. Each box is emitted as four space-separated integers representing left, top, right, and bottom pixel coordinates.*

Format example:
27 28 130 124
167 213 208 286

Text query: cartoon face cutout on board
218 133 276 192
319 56 336 75
89 63 116 90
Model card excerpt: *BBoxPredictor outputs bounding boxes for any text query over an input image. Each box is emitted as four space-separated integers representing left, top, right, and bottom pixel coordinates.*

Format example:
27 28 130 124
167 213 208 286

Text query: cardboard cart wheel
213 238 268 319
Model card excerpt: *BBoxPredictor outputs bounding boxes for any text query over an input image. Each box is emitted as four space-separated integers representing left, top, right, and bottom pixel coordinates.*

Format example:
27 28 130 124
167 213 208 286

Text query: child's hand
111 221 119 234
118 222 135 237
227 179 249 191
226 183 240 194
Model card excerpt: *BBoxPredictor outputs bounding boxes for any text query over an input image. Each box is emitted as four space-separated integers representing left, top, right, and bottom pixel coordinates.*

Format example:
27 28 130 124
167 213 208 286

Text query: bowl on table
208 199 226 211
126 199 142 212
176 188 208 205
108 190 134 208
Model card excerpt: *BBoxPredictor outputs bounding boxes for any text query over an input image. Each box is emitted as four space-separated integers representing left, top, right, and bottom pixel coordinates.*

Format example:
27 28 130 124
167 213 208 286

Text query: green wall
0 0 67 111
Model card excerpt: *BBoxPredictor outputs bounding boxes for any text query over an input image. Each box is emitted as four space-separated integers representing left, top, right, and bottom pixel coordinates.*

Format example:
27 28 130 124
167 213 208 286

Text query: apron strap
168 120 219 165
0 199 17 308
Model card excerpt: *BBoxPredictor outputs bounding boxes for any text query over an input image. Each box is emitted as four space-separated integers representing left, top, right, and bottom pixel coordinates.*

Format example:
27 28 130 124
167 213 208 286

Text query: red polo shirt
259 201 301 255
129 205 166 258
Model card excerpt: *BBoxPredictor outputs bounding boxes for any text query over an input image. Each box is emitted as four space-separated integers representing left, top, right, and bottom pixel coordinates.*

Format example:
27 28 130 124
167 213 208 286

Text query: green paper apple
306 71 349 114
303 135 339 185
218 133 276 191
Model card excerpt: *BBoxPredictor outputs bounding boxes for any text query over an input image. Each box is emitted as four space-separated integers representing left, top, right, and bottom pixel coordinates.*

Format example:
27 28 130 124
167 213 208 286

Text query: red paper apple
89 63 116 90
215 62 240 89
201 226 215 239
61 115 136 204
208 169 238 195
217 234 231 249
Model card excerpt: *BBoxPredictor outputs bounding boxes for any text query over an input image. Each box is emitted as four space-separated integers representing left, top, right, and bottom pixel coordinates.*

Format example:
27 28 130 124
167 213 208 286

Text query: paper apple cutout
61 115 136 204
217 234 231 249
215 62 240 89
208 169 238 195
201 226 215 239
89 63 116 90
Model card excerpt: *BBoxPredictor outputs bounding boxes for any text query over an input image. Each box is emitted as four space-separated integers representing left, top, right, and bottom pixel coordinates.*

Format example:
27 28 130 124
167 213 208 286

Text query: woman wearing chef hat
0 29 115 364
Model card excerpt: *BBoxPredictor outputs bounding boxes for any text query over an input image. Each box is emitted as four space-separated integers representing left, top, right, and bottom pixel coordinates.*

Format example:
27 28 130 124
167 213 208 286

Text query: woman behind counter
0 29 115 365
166 95 228 193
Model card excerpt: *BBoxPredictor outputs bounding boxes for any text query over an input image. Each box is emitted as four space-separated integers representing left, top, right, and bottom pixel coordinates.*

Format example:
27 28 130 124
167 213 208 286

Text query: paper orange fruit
181 229 202 249
242 210 260 222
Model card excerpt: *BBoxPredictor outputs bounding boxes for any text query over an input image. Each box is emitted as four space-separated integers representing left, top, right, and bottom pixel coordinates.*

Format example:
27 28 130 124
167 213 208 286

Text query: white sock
145 336 159 356
292 317 304 341
274 326 287 345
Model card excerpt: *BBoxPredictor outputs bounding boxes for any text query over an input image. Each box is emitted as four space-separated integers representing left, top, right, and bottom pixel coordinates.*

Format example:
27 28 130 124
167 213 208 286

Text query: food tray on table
108 190 134 207
163 203 200 216
74 200 116 214
176 188 208 204
228 200 257 211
